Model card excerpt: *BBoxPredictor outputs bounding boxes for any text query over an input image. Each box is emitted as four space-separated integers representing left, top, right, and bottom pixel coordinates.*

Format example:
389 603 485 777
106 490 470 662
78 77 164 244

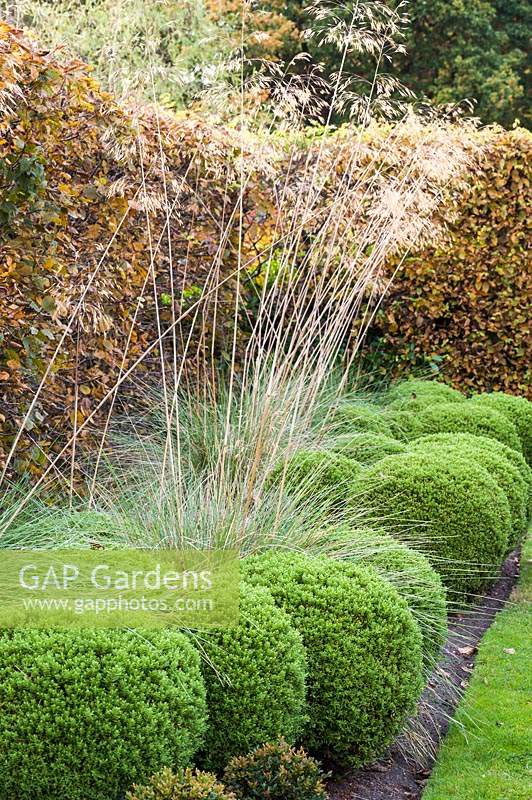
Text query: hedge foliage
473 393 532 465
407 434 529 550
412 402 522 452
330 431 405 465
335 528 448 667
267 449 361 507
223 739 327 800
126 768 235 800
365 128 531 396
351 452 511 597
0 20 475 481
0 629 207 800
242 551 423 766
0 21 250 479
1 20 530 483
193 582 307 772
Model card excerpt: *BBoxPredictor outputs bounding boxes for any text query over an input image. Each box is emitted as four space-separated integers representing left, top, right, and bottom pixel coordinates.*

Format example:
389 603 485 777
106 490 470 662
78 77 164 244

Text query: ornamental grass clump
329 431 405 465
408 433 529 549
412 402 522 451
126 767 235 800
192 583 307 772
351 451 512 597
325 528 447 667
0 629 207 800
472 393 532 465
242 552 423 766
267 449 361 508
223 739 327 800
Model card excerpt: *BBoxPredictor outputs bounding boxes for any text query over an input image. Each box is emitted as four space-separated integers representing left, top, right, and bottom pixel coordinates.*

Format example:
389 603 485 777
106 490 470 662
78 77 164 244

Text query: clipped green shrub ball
330 403 393 435
412 402 522 451
473 393 532 465
379 408 422 441
351 452 511 597
408 433 529 548
127 767 235 800
242 552 423 766
330 431 406 465
329 528 447 667
193 582 307 772
224 739 327 800
386 379 464 405
0 629 207 800
267 449 361 506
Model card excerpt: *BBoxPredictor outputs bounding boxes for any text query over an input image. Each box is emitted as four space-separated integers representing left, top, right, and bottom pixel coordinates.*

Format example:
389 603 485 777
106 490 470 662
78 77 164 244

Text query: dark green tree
251 0 530 127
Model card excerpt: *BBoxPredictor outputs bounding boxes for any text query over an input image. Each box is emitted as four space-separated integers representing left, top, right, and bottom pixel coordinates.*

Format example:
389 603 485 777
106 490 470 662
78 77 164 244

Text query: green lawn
423 535 532 800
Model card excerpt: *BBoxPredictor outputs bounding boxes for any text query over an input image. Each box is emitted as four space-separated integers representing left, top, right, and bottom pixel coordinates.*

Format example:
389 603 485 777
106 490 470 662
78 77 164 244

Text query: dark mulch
327 548 522 800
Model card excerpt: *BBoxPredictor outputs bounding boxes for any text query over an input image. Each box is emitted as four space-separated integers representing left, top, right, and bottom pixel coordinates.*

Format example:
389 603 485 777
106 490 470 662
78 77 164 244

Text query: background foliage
7 1 530 127
365 128 531 396
214 0 531 128
3 0 235 108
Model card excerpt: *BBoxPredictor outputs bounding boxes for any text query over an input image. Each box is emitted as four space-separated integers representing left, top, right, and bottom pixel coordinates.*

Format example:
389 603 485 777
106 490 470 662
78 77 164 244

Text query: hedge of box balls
411 402 522 452
0 629 207 800
267 449 361 507
193 582 308 772
351 452 511 597
242 552 423 766
330 403 393 435
334 528 447 667
407 433 529 549
472 393 532 465
386 379 464 406
330 431 406 465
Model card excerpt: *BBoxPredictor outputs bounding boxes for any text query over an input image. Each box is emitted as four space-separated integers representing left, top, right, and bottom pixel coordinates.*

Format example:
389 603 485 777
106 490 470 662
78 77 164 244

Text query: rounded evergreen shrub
351 452 511 597
472 393 532 465
412 402 522 451
330 431 405 465
267 449 361 507
387 395 441 414
193 582 307 772
408 433 529 548
330 403 393 435
329 528 447 667
0 629 207 800
379 408 421 440
224 739 327 800
127 767 235 800
242 552 423 766
386 379 464 405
